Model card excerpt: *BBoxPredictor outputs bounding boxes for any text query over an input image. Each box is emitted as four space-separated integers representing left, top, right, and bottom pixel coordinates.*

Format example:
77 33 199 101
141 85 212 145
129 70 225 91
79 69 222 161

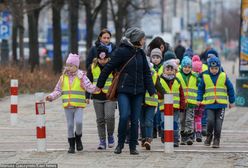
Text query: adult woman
96 27 156 155
86 29 116 69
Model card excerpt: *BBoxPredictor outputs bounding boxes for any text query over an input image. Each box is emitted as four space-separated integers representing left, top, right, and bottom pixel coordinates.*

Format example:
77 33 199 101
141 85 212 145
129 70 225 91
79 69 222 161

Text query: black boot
68 138 75 153
212 138 220 148
204 134 213 146
130 148 139 155
114 144 123 154
75 132 83 151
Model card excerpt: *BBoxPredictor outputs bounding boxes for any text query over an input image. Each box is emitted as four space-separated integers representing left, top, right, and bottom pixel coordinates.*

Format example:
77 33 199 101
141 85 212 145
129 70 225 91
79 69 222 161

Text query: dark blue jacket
86 41 116 69
96 39 156 96
197 70 235 109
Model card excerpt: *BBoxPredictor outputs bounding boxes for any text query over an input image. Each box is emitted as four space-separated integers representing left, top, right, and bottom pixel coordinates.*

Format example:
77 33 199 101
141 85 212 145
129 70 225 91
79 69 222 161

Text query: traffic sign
0 23 9 39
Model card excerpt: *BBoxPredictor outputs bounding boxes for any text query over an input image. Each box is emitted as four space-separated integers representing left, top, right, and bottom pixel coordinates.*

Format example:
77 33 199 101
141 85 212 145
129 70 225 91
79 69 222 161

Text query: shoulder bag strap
119 54 136 74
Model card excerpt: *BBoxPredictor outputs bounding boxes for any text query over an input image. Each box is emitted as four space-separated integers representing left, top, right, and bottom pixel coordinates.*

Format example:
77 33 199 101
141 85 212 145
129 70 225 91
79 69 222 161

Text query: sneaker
98 139 106 150
196 132 202 142
108 135 115 148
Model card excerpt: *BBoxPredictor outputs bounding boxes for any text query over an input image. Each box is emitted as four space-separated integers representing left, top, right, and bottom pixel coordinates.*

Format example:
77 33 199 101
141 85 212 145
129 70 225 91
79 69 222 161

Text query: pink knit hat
66 53 80 67
192 55 202 73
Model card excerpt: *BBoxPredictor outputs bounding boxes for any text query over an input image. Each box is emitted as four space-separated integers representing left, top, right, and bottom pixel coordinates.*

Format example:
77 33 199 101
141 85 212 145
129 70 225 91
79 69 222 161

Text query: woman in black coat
96 27 156 155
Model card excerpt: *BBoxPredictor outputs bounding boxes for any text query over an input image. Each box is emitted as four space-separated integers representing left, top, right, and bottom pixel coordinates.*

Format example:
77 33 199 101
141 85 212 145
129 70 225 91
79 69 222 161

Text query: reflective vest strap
62 91 85 95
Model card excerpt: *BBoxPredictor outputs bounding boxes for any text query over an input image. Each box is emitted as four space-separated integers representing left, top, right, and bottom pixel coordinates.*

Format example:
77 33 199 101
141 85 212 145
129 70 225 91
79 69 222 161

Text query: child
87 46 116 150
159 59 185 147
46 53 98 153
197 56 235 148
150 48 163 138
176 56 199 145
192 55 204 142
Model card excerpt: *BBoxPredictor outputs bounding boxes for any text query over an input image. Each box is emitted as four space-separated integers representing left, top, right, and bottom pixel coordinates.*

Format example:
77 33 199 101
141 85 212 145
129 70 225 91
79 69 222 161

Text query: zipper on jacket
134 52 137 94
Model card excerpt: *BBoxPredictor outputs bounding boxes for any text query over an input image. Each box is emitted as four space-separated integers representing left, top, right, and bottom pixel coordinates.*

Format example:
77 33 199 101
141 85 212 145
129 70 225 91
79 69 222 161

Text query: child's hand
94 87 101 93
46 95 53 102
196 101 201 106
229 103 235 109
86 99 90 104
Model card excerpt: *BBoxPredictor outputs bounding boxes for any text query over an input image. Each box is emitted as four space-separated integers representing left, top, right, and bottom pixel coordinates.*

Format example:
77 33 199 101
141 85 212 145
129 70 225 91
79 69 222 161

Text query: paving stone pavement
0 59 248 168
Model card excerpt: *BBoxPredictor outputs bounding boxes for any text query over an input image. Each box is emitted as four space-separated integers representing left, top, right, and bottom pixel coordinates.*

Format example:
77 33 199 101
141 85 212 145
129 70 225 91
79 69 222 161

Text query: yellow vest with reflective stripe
176 72 198 105
158 65 163 76
159 78 180 110
91 64 113 94
145 68 158 106
61 75 86 108
202 72 228 105
202 64 208 72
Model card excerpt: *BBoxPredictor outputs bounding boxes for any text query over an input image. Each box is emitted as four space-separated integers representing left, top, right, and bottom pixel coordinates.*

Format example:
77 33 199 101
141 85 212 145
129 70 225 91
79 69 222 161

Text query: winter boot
180 131 187 145
68 138 75 154
186 132 194 145
153 128 157 138
98 139 106 150
141 138 146 147
108 135 115 148
75 132 83 151
204 134 213 146
195 132 202 142
144 138 152 150
114 144 123 154
212 138 220 148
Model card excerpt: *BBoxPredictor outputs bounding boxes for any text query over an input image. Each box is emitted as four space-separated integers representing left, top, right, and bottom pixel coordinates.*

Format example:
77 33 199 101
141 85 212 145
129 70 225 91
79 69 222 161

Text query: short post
10 79 18 125
35 92 46 152
164 94 174 153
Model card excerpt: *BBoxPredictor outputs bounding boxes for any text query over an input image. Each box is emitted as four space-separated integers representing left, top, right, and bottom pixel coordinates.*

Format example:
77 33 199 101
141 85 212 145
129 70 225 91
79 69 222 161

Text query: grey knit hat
125 27 145 43
150 48 162 58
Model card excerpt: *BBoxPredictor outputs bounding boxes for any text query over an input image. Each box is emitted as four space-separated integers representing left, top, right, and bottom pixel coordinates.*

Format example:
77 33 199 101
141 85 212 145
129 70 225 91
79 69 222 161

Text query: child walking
87 46 116 150
159 59 186 147
176 56 199 145
46 53 98 153
192 55 204 142
197 56 235 148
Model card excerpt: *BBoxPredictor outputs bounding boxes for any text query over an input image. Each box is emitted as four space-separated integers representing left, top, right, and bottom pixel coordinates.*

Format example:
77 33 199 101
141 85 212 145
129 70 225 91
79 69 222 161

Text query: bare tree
81 0 106 54
52 0 64 74
101 0 108 29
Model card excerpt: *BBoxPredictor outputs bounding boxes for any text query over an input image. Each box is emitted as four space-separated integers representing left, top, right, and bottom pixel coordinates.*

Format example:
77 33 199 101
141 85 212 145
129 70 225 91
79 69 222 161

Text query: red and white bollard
10 79 18 125
164 94 174 153
35 92 46 152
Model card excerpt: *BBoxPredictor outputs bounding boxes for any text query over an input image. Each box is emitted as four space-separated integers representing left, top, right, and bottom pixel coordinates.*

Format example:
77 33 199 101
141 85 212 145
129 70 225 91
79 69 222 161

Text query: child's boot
180 131 187 145
68 137 75 153
108 135 115 148
144 137 152 150
196 131 202 142
212 138 220 148
186 132 194 145
98 138 106 150
141 138 146 147
75 132 83 151
204 133 213 146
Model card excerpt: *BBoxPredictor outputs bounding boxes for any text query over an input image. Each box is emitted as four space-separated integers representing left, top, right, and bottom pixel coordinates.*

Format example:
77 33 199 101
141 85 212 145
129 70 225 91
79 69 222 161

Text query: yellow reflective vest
61 75 86 108
202 64 208 72
176 72 198 105
91 64 113 94
202 72 228 105
159 78 180 110
144 68 158 106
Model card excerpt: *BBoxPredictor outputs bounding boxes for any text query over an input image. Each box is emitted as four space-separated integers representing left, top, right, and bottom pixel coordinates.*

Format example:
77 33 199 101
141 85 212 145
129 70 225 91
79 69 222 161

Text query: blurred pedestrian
46 53 99 154
96 27 156 155
87 46 117 150
86 29 116 69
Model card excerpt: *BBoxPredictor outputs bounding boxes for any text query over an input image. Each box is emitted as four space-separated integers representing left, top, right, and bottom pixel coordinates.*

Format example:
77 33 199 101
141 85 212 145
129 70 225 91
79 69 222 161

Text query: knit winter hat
150 48 162 58
183 48 194 58
192 55 202 73
208 56 221 67
66 53 80 67
97 45 109 59
163 59 177 70
181 56 192 67
206 49 219 58
125 27 145 43
164 51 177 62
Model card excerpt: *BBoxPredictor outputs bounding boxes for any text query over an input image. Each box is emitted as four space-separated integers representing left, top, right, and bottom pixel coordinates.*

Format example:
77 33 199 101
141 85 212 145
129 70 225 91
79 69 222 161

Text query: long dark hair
147 36 168 56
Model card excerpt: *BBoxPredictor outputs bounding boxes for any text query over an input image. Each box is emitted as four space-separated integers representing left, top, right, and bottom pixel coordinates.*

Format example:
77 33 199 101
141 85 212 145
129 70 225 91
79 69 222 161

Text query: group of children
46 38 235 153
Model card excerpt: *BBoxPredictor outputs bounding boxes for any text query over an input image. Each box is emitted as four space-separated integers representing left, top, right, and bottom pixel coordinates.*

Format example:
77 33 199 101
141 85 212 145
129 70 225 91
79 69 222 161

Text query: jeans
207 108 225 139
153 107 161 129
117 93 143 149
140 105 155 138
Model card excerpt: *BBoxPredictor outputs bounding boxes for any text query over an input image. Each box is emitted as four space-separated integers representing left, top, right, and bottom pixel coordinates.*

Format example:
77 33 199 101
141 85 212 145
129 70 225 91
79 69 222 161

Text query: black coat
86 41 116 70
96 39 156 96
